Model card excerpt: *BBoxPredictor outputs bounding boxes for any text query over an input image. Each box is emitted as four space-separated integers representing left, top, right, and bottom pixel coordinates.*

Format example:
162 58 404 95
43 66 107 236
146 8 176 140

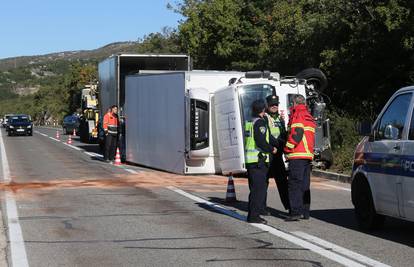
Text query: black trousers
104 134 117 160
288 159 311 216
264 155 290 211
247 162 268 220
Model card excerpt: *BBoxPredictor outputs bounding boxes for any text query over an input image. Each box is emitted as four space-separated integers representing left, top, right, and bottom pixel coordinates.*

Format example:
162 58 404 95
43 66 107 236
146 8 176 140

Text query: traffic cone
114 147 122 166
225 174 237 202
56 130 60 140
73 128 76 137
67 135 72 144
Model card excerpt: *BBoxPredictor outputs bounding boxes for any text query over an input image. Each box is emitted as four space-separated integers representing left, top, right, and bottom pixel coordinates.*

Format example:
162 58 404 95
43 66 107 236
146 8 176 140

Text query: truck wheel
296 68 328 92
351 176 385 231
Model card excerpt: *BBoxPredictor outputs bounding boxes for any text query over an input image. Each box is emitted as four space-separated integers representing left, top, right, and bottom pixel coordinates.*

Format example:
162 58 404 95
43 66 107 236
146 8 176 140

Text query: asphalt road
0 126 412 266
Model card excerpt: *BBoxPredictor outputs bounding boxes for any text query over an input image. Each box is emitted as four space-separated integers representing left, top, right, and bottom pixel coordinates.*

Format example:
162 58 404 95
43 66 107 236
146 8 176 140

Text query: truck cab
214 70 332 174
352 85 414 230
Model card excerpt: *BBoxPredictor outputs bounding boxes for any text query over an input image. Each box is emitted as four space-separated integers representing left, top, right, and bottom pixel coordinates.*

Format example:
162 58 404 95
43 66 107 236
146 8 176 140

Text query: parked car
352 85 414 230
62 115 80 135
7 114 33 136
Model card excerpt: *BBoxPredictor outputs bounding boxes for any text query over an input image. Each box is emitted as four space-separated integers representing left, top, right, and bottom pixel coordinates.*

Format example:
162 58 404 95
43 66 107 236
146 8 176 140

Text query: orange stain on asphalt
0 168 337 199
0 171 250 196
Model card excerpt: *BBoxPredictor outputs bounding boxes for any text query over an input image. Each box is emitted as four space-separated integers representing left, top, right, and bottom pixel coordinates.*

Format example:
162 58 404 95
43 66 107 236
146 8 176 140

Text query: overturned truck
98 54 332 174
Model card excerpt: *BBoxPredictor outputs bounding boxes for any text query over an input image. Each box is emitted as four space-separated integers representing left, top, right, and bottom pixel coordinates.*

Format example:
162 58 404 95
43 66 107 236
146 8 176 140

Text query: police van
352 85 414 230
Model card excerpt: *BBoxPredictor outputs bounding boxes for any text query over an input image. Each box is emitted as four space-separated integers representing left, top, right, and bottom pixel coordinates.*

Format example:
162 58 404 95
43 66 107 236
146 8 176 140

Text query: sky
0 0 183 59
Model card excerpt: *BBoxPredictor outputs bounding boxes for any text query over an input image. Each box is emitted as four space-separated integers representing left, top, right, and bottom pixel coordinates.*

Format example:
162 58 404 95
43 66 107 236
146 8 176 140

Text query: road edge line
0 130 29 267
292 231 390 267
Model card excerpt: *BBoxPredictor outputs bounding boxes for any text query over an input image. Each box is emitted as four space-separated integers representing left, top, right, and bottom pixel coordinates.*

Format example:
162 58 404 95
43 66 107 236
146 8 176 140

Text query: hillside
0 41 142 71
0 41 146 99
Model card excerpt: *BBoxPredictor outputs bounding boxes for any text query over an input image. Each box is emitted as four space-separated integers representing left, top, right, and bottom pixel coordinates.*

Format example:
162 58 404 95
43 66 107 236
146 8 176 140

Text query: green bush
328 109 363 174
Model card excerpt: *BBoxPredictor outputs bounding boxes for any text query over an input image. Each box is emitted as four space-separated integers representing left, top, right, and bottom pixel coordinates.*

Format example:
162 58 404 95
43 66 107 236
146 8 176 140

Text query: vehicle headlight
27 125 32 128
9 125 14 129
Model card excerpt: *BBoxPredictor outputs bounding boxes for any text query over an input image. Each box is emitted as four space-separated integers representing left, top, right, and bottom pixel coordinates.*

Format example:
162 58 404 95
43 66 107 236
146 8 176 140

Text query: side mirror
356 121 372 136
384 124 399 140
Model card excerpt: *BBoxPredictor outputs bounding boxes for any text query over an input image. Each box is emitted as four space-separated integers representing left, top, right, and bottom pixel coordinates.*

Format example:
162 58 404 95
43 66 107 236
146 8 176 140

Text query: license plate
17 129 24 132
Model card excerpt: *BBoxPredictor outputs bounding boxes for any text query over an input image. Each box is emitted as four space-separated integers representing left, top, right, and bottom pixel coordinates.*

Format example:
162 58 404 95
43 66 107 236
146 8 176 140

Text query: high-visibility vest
244 118 270 164
103 112 118 135
266 113 283 139
285 123 315 160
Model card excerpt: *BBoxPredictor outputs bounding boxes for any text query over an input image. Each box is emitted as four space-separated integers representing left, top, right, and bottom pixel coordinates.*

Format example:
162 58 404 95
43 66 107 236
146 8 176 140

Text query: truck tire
351 176 385 231
296 68 328 92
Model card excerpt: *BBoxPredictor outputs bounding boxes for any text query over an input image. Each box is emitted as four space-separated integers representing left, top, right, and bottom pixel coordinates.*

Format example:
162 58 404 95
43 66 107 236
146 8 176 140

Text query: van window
375 93 412 140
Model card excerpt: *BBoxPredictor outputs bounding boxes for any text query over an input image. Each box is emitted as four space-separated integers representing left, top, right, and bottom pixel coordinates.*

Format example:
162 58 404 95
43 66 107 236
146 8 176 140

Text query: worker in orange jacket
284 94 316 221
103 105 119 163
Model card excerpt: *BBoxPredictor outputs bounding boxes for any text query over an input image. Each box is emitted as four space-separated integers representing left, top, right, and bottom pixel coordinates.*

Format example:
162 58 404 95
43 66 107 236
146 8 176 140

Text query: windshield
239 84 274 122
10 117 30 123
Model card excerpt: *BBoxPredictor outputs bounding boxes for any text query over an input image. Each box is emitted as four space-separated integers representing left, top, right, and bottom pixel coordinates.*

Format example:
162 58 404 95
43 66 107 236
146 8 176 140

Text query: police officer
245 99 278 224
262 94 290 214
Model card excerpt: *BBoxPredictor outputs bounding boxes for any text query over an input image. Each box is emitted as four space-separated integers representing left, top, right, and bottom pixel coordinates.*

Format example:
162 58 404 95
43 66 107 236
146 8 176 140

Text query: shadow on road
202 197 414 247
311 208 414 247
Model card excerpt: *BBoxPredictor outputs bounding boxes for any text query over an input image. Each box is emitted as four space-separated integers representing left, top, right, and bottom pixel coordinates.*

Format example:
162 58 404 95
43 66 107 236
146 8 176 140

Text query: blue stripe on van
354 152 414 177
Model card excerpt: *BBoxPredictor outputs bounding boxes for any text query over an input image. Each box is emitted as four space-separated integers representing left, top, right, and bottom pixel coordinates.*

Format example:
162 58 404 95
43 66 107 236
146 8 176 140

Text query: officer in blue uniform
245 99 278 224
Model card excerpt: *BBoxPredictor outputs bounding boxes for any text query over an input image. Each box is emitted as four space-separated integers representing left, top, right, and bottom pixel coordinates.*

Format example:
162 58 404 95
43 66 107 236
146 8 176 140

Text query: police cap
266 95 279 106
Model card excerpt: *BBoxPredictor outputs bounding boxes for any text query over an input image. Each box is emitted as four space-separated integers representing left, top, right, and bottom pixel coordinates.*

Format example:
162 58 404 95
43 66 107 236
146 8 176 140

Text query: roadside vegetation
1 0 414 173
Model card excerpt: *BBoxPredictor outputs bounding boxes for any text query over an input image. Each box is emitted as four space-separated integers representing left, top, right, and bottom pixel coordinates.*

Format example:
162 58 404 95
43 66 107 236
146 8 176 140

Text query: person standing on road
284 94 315 221
103 105 119 163
245 99 278 224
262 94 290 214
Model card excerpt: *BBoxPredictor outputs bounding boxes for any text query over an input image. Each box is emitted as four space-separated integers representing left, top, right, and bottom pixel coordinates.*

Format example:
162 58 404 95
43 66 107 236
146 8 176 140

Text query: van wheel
296 68 328 92
352 177 385 231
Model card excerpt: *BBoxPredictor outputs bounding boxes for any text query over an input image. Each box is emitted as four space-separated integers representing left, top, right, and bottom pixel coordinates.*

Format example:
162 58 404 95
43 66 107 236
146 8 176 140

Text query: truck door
214 86 246 175
369 92 412 217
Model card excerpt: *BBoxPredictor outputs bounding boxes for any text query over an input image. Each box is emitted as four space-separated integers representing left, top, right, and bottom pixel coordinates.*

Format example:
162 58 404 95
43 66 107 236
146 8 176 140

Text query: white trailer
124 70 331 175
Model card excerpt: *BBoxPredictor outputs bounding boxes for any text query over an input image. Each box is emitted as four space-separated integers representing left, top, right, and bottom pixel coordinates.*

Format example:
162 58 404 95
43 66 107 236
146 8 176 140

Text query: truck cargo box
124 71 243 174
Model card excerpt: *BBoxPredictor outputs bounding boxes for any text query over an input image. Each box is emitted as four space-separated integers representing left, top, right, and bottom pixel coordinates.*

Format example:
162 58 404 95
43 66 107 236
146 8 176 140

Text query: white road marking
66 144 82 151
167 186 245 221
0 130 30 267
35 131 48 137
49 137 60 142
318 183 351 192
168 186 387 267
292 231 390 267
84 152 103 158
124 168 138 174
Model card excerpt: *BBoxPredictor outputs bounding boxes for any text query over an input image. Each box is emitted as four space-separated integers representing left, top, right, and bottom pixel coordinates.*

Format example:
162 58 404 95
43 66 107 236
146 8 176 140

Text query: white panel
125 73 186 174
214 86 246 175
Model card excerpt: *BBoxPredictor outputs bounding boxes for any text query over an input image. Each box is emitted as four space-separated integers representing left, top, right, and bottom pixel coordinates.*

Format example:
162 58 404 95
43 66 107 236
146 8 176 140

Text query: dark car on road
7 115 33 136
63 115 80 135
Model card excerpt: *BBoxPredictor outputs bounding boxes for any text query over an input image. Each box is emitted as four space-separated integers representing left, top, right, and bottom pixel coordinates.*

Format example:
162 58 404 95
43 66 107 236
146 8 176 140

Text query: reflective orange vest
284 105 315 160
103 112 118 135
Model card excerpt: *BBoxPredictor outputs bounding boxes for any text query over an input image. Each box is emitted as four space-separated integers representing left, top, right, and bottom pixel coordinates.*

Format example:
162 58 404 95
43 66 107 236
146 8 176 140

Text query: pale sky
0 0 183 59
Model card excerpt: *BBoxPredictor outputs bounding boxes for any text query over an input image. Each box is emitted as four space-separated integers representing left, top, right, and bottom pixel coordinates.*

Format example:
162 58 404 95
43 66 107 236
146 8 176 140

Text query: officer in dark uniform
245 99 278 224
262 95 290 214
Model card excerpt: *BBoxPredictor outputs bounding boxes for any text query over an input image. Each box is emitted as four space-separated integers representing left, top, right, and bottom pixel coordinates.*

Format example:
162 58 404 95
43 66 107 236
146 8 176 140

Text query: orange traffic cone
73 128 76 137
225 174 237 202
56 130 60 140
114 147 122 166
67 135 72 144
